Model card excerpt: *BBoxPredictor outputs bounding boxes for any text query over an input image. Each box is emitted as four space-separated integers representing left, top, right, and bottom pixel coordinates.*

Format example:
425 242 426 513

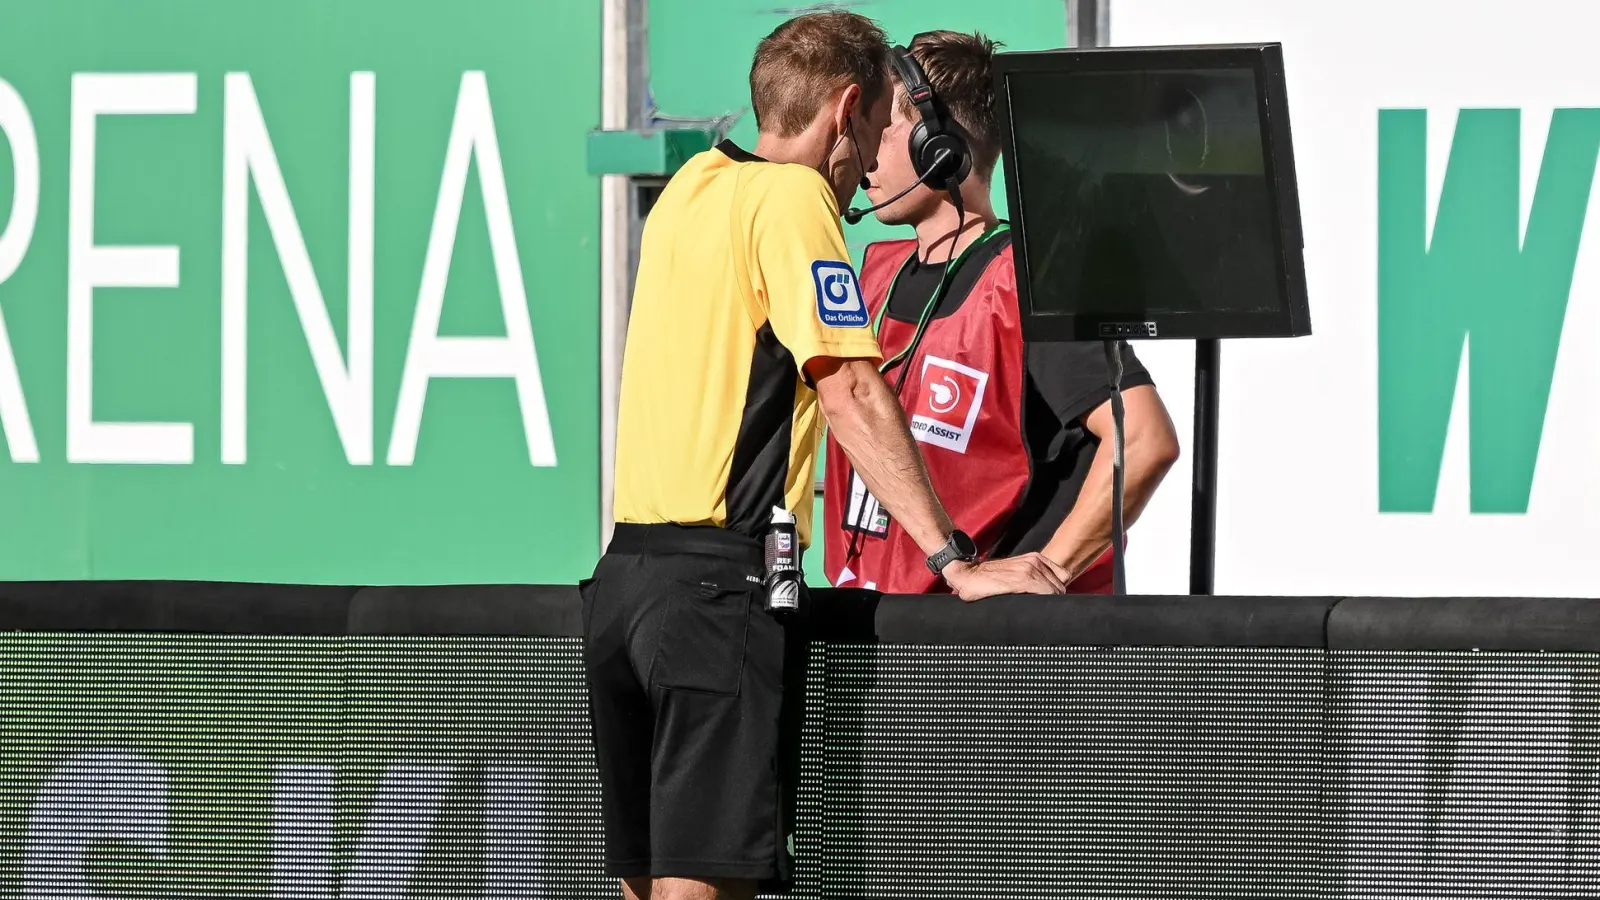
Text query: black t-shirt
883 230 1154 557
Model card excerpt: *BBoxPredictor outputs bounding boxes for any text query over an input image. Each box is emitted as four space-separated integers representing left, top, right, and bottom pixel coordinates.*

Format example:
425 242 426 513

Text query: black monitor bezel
993 43 1310 341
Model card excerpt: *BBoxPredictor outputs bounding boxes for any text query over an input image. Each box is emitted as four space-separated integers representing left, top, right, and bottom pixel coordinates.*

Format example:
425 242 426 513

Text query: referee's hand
944 553 1072 601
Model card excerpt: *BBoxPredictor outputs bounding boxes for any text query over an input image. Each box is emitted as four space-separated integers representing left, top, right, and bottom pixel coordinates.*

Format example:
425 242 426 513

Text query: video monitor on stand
993 43 1311 595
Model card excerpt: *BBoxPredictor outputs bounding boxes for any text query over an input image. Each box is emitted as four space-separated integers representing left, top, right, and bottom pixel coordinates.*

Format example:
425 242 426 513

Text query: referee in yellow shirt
581 12 1068 900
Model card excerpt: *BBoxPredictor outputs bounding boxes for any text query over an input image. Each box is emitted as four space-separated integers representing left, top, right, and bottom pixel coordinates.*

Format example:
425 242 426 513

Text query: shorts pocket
650 578 753 696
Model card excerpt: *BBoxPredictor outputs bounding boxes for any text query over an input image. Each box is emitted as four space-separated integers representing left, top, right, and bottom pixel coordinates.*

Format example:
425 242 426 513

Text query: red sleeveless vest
821 237 1113 595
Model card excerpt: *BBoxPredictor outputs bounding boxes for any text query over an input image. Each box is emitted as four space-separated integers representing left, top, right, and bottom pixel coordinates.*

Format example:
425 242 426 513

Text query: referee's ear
829 83 863 141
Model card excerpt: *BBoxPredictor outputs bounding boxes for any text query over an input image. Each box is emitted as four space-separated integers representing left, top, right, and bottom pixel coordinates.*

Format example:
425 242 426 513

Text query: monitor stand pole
1190 339 1220 595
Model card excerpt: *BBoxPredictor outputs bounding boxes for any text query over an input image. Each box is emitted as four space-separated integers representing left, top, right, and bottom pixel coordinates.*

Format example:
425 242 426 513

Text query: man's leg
644 555 790 891
646 878 756 900
582 558 658 884
620 875 757 899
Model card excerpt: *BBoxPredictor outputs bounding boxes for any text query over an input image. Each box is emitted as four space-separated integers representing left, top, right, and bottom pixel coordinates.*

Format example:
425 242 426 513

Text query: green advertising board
0 1 1075 586
0 1 601 584
0 632 615 897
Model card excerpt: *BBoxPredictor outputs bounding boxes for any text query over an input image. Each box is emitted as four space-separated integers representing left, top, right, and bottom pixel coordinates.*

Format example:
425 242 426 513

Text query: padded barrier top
1 582 1597 651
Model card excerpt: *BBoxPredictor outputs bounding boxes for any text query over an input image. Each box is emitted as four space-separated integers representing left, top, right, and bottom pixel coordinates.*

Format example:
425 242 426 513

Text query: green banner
0 633 609 897
0 1 601 584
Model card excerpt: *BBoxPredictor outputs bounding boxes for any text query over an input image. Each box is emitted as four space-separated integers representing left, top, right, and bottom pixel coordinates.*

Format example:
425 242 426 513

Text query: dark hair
750 11 893 138
901 30 1005 179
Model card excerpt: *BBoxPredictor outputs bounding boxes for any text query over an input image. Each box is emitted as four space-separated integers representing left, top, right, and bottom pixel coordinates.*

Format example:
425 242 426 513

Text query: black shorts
580 523 806 885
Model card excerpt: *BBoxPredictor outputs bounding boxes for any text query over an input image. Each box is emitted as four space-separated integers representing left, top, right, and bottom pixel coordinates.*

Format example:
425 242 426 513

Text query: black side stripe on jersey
725 322 798 540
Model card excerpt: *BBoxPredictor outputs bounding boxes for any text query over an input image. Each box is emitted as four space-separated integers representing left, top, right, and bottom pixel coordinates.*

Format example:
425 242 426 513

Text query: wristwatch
926 529 979 575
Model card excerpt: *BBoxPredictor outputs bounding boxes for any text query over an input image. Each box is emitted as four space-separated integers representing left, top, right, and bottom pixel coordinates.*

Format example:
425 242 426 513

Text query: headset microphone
843 149 953 225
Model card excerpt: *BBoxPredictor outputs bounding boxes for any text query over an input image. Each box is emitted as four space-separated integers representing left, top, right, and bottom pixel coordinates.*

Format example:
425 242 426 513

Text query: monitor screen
996 46 1308 340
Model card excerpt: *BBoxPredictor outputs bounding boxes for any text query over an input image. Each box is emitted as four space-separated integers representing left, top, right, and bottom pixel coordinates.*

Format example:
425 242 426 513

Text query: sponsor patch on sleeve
811 260 869 328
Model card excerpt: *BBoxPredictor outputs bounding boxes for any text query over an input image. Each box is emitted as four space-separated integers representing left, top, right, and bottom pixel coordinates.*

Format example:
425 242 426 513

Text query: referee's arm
811 358 959 559
746 170 1066 596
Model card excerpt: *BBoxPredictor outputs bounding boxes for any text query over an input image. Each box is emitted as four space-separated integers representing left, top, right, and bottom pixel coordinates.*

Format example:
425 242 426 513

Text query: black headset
889 38 972 189
843 38 976 224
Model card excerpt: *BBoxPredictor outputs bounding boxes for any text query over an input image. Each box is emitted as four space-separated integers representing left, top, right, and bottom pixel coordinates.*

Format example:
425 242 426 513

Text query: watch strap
926 530 978 575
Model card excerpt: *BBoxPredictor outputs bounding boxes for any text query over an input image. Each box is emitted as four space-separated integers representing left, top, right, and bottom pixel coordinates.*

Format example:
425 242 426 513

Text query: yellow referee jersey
613 141 883 547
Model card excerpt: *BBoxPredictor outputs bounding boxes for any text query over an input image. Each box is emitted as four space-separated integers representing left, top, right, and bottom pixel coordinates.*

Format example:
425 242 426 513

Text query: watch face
951 530 978 559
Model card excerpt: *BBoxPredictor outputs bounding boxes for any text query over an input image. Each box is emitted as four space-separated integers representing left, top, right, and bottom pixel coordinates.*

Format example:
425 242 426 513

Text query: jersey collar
716 140 767 163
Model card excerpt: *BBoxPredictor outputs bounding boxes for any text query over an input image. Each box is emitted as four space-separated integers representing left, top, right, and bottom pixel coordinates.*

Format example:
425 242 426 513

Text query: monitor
993 43 1310 341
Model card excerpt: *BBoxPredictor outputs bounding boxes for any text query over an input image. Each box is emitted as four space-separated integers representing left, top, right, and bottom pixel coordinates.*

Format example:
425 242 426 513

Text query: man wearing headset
823 31 1183 595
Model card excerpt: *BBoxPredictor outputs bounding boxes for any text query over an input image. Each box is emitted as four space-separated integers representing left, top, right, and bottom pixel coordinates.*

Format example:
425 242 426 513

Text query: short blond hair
750 12 893 137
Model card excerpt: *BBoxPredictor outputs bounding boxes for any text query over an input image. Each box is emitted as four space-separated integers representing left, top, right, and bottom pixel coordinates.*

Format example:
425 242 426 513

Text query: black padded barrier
1328 595 1600 651
0 579 353 634
349 584 583 636
861 592 1337 646
0 584 1596 899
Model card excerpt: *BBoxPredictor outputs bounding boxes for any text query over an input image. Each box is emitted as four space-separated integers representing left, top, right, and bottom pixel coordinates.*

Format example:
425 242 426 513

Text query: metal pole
1190 339 1220 595
1067 0 1110 48
1070 0 1221 593
599 0 648 552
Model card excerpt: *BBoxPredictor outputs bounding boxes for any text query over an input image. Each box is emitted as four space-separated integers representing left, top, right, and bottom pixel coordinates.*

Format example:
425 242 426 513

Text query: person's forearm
1042 428 1174 578
820 368 955 557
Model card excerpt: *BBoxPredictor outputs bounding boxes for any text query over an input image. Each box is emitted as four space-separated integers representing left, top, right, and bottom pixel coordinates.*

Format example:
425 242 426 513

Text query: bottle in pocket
764 506 803 615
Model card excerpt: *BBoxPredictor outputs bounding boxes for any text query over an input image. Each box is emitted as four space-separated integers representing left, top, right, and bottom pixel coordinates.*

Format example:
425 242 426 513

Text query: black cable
888 208 963 397
846 207 966 565
845 117 870 192
1103 340 1127 595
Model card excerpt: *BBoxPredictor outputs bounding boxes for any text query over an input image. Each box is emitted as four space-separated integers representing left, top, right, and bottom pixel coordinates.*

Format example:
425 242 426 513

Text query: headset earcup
946 133 973 184
908 119 934 180
919 130 971 185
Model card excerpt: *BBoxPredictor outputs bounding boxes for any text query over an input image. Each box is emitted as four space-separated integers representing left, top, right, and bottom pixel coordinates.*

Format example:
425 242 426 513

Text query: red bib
821 237 1113 595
